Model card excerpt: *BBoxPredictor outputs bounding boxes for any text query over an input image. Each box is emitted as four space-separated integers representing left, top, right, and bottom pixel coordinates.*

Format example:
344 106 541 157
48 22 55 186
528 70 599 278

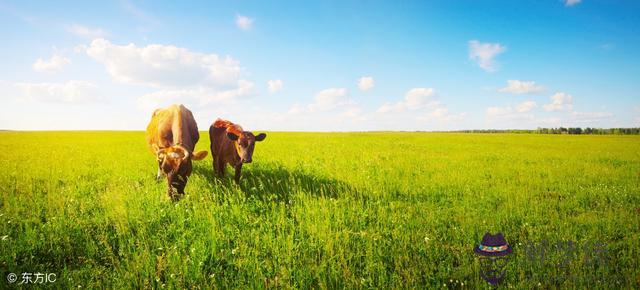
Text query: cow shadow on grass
192 162 358 201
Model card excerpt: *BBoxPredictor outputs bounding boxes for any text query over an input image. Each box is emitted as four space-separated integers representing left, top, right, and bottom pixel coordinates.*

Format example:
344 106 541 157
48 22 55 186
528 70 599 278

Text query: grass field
0 131 638 288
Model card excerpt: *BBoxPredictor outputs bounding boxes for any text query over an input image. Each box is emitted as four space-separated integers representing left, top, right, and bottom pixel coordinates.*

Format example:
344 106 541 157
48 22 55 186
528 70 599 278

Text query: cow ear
255 133 267 142
226 132 239 141
192 150 208 161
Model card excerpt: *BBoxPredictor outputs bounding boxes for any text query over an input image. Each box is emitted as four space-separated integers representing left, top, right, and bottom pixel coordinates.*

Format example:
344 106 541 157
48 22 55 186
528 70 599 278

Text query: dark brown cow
209 119 266 183
146 104 207 199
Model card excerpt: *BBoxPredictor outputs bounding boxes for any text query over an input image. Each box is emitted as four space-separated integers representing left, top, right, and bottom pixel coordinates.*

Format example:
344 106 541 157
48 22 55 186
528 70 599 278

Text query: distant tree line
449 128 640 135
535 127 640 135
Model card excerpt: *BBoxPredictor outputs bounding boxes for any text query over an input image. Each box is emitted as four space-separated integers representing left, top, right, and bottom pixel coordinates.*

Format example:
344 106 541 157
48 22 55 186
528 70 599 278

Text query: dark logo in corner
474 232 512 285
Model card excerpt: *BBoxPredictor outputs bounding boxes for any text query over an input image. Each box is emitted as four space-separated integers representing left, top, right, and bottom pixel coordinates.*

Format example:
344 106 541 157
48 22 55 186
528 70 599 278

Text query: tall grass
0 131 638 288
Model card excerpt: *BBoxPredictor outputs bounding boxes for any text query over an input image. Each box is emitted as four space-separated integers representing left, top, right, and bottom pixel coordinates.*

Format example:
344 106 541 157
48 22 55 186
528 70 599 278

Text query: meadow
0 131 638 288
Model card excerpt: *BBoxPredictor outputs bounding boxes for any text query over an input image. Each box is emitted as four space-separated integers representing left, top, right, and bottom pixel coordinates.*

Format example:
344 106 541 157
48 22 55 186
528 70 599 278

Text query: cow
146 104 208 199
209 119 266 183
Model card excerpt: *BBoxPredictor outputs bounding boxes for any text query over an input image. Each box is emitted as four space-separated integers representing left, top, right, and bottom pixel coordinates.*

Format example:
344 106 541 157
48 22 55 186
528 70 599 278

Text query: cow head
154 144 207 196
226 131 266 163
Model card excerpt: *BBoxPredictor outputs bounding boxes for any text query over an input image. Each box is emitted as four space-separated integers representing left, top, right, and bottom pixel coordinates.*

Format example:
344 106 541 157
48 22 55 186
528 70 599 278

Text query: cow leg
234 163 243 183
156 167 162 182
211 153 219 177
212 155 218 177
216 158 226 178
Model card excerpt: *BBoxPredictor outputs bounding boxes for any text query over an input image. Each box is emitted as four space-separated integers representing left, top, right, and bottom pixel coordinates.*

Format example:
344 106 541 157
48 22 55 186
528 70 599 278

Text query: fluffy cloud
84 38 254 109
33 54 70 72
418 105 466 123
357 76 375 91
278 103 369 131
543 92 573 111
86 38 245 88
498 80 544 94
286 88 353 115
569 111 614 123
340 107 368 122
268 79 283 93
68 24 108 38
406 88 435 98
565 0 582 7
287 103 305 115
486 96 615 128
15 80 101 103
516 101 537 113
486 106 512 117
377 88 435 113
137 80 254 111
377 88 464 123
309 88 349 111
281 88 367 130
468 40 506 72
236 14 253 30
487 101 538 121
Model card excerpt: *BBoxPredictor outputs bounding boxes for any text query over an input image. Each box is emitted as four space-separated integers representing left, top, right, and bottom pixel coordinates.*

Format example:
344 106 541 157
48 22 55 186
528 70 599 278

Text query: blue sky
1 0 639 131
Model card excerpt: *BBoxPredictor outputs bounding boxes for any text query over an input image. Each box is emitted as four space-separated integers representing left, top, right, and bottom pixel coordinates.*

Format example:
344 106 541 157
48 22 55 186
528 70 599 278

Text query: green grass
0 131 639 288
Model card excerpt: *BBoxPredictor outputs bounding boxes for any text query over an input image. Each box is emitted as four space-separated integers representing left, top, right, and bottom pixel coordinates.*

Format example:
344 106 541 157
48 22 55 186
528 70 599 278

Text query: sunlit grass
0 131 638 288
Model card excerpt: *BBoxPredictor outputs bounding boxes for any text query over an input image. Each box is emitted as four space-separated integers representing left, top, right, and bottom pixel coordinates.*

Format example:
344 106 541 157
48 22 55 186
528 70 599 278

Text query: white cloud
487 101 538 122
68 24 108 38
309 88 349 111
33 54 70 72
86 38 245 88
137 80 254 111
375 103 396 114
377 87 435 113
376 88 463 123
15 80 101 103
358 76 375 91
236 14 253 30
498 80 544 94
341 107 368 122
569 111 614 123
268 79 283 93
418 105 466 123
405 88 436 109
486 106 514 118
84 38 254 109
487 102 616 128
287 103 305 115
277 103 370 131
74 44 88 53
565 0 582 7
516 101 537 113
286 88 353 116
543 92 573 111
468 40 506 72
486 105 535 129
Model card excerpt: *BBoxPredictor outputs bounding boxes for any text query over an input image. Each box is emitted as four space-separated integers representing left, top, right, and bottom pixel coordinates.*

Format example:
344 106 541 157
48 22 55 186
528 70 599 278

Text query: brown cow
146 104 207 199
209 119 266 183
